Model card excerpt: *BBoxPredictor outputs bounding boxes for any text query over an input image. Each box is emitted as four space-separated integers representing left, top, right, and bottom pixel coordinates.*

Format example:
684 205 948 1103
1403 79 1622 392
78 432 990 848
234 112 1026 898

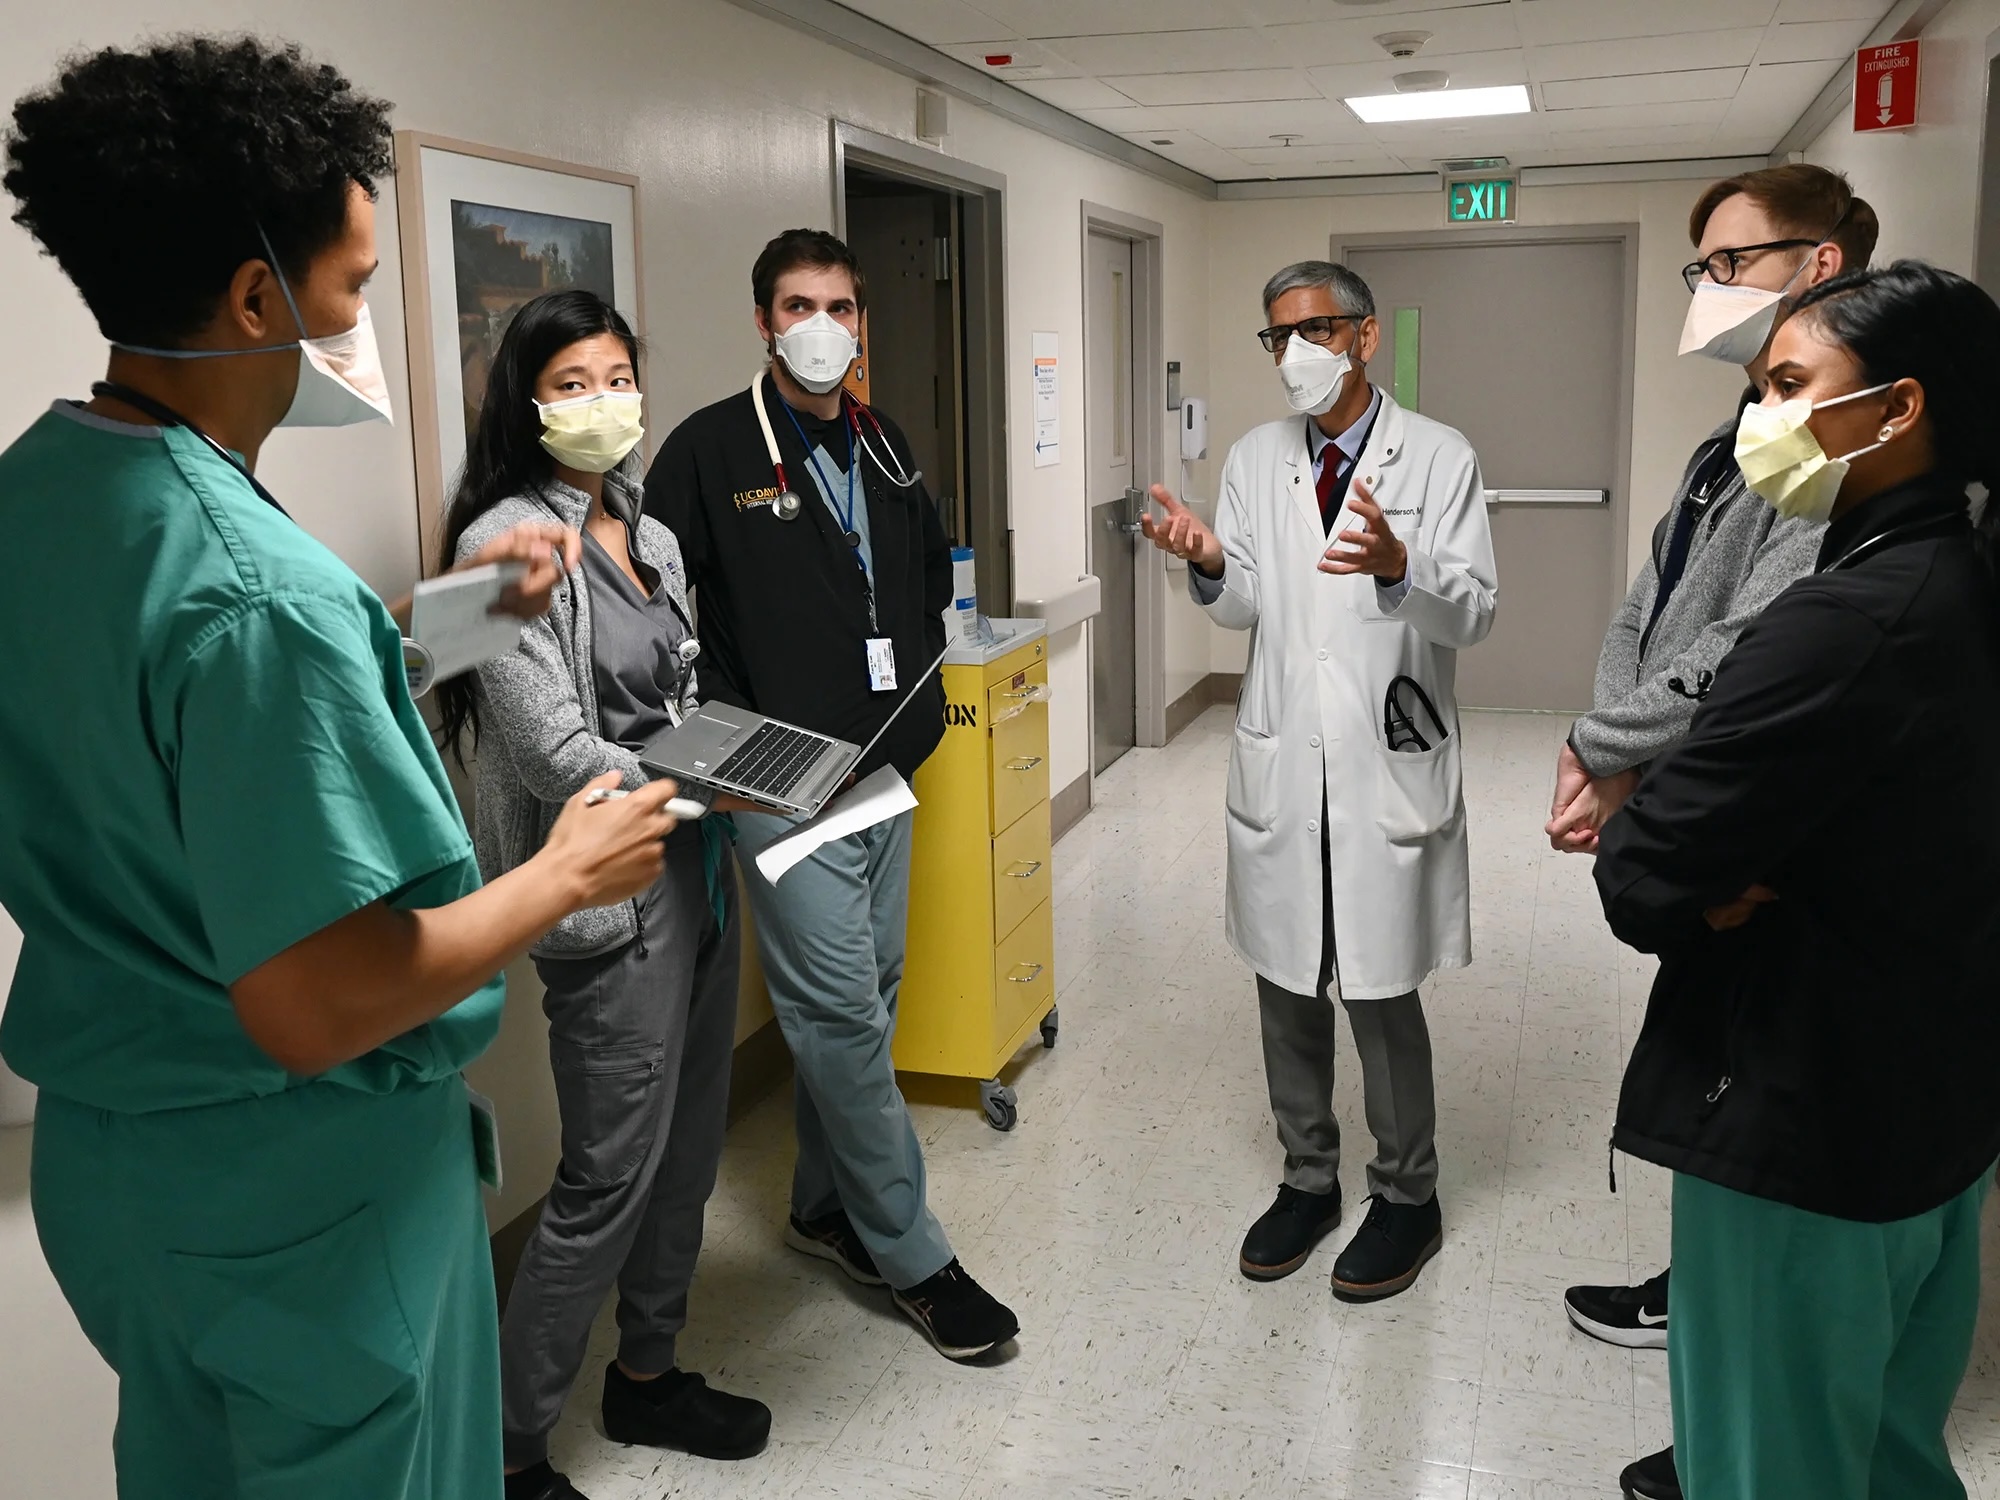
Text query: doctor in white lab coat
1146 259 1496 1303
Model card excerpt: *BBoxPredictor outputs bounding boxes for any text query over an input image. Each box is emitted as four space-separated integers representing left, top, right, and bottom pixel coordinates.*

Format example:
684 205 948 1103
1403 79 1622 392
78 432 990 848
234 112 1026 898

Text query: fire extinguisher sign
1853 40 1920 134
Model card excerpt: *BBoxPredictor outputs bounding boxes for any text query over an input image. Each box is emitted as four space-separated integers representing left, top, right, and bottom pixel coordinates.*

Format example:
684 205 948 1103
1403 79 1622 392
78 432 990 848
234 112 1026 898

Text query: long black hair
434 287 642 765
1788 260 2000 545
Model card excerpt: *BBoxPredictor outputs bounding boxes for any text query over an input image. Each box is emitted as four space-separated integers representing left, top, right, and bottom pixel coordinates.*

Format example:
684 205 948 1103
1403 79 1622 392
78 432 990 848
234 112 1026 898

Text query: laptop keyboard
712 722 834 797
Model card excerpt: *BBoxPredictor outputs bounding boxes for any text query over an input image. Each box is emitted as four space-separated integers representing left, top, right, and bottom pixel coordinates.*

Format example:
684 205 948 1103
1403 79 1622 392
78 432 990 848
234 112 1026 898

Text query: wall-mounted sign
1445 174 1518 224
1853 40 1920 134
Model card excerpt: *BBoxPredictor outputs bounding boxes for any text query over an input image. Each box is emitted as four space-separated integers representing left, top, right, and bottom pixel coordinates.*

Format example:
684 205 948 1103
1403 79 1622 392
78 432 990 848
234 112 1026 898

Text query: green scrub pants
1670 1167 1990 1500
32 1075 501 1500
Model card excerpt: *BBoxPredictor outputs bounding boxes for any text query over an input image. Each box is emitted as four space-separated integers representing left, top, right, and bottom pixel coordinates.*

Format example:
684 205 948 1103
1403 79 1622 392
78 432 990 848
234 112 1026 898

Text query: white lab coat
1195 392 1498 999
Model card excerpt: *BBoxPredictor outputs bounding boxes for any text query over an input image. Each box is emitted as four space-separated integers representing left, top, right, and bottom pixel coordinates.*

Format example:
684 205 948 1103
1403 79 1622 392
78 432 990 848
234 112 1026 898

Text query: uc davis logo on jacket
732 486 781 511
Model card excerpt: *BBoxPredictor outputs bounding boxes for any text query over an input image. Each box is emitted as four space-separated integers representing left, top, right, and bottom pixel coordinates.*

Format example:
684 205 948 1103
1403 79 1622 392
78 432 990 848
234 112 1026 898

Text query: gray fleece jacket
1570 411 1823 776
455 461 691 955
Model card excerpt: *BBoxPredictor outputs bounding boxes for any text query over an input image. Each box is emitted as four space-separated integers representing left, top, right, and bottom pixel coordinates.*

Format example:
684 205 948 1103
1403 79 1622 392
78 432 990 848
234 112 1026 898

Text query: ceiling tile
1530 28 1764 81
1070 104 1199 131
1545 123 1721 149
1518 142 1724 168
1016 77 1143 109
968 0 1249 37
934 38 1083 78
831 0 1017 44
1159 99 1376 146
1542 66 1747 110
1516 0 1780 47
1774 0 1893 19
1305 49 1527 100
1229 142 1399 167
1531 97 1734 131
1043 28 1283 74
1258 3 1522 68
1240 0 1511 26
1713 58 1846 137
1108 69 1324 105
1758 17 1879 64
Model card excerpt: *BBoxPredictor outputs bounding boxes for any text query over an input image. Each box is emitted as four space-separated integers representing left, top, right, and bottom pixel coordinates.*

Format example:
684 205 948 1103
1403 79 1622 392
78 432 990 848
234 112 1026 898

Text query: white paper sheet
752 765 918 885
409 562 528 680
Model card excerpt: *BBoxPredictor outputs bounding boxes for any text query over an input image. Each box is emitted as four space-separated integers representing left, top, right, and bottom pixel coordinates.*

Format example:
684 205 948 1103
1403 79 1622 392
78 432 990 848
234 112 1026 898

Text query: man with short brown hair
1547 163 1878 1500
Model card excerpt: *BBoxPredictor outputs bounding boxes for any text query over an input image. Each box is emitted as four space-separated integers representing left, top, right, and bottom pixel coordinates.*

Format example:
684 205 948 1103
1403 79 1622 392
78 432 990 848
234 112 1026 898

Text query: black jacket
642 374 951 782
1597 476 2000 1223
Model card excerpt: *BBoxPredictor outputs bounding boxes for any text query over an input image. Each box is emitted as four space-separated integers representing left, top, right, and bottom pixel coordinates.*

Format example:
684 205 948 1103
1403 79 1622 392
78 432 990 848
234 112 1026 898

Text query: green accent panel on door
1393 307 1421 411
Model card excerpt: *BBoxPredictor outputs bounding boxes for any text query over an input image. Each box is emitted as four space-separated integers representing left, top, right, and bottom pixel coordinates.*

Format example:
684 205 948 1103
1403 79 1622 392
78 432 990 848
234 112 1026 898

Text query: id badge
866 637 898 693
466 1080 504 1193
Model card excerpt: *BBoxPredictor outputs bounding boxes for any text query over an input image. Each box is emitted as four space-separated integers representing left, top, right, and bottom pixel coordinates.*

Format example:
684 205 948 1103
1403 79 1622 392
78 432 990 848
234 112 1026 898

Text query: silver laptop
638 648 947 817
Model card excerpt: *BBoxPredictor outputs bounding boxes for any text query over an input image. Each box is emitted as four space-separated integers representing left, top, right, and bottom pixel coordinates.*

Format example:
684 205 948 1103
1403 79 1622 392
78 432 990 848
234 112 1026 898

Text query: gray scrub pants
1254 817 1439 1205
731 808 954 1291
499 836 740 1469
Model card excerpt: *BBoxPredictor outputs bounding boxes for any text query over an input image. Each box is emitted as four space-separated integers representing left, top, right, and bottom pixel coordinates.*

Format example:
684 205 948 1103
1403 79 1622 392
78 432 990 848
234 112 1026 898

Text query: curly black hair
4 35 394 347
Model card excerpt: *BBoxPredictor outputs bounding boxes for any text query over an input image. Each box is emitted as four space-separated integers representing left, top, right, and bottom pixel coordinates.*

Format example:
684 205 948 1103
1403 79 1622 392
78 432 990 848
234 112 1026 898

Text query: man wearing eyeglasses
1541 164 1877 1500
1142 261 1496 1302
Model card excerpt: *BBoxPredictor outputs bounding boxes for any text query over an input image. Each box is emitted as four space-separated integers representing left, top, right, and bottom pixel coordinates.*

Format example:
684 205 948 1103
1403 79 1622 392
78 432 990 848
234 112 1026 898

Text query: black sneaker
785 1208 887 1287
1329 1193 1443 1302
504 1462 588 1500
1565 1267 1670 1350
1239 1184 1343 1282
1620 1446 1682 1500
600 1365 771 1461
893 1260 1020 1360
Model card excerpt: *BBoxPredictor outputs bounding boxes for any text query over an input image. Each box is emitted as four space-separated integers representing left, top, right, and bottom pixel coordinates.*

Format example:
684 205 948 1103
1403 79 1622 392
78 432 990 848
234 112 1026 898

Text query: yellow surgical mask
536 391 645 473
1734 382 1893 523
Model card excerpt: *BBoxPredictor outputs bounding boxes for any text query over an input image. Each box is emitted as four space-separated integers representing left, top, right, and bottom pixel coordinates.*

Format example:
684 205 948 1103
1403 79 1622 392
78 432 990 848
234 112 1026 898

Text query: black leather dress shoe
1620 1446 1682 1499
601 1366 771 1461
1330 1193 1442 1302
1239 1184 1343 1281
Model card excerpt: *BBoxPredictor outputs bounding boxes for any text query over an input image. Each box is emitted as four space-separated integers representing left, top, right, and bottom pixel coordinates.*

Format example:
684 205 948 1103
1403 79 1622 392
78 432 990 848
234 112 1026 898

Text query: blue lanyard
779 399 863 568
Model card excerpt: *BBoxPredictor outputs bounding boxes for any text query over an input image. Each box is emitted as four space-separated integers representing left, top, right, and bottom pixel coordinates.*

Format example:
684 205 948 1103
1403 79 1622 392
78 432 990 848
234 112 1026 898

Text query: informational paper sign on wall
1853 40 1919 134
1032 331 1060 468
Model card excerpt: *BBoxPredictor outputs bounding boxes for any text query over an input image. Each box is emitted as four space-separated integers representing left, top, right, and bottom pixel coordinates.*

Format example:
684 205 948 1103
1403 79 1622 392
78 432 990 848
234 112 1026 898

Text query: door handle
1005 860 1044 879
1117 486 1146 535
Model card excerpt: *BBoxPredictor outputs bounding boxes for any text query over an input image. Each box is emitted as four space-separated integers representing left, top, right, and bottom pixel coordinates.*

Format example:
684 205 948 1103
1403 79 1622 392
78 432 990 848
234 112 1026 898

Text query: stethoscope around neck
748 372 923 525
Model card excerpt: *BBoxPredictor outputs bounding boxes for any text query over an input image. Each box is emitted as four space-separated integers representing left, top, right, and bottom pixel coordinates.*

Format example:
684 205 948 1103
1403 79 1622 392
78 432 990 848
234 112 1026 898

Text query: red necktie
1315 445 1349 532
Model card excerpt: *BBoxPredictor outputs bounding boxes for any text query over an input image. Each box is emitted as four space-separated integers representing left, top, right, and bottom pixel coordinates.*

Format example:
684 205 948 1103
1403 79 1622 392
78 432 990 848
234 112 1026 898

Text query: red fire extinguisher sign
1853 40 1920 134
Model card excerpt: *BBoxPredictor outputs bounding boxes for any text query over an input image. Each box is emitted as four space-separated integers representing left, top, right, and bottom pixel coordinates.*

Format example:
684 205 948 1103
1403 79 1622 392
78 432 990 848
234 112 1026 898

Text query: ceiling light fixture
1343 83 1531 124
1393 70 1450 93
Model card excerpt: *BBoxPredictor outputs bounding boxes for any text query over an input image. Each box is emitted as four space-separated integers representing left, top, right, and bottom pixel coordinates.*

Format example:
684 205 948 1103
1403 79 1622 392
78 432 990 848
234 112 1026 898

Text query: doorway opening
835 125 1011 616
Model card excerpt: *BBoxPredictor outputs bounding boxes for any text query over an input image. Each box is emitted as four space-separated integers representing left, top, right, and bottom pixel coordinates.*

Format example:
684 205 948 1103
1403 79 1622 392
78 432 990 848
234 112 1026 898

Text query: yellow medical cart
894 620 1055 1131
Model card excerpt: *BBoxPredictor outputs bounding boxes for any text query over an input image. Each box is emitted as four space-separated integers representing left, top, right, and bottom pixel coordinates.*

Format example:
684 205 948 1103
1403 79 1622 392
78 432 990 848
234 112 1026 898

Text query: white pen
585 783 712 820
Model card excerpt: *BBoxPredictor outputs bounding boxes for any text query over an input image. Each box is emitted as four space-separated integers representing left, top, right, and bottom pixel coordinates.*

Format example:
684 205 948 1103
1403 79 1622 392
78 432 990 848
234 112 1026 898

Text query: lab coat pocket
1226 726 1283 834
1373 736 1462 843
164 1201 421 1432
550 1039 664 1187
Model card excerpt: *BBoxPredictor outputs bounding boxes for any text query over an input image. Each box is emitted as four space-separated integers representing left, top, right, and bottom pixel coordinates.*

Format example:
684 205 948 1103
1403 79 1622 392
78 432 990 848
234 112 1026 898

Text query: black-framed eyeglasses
1257 314 1360 353
1681 239 1818 294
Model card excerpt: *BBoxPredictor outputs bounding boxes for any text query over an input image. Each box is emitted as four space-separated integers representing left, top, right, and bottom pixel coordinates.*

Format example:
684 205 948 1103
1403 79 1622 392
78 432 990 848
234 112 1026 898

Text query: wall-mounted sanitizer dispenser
1180 397 1209 461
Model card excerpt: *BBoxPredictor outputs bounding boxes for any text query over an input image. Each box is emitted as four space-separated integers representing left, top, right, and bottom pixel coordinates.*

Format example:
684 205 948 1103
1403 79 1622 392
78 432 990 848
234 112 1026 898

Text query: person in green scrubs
0 37 683 1499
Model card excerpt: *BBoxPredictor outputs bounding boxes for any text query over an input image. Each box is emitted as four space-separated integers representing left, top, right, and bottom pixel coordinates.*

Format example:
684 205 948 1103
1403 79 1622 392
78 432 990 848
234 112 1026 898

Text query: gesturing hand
1319 478 1408 582
542 773 679 910
1139 484 1223 577
461 520 583 621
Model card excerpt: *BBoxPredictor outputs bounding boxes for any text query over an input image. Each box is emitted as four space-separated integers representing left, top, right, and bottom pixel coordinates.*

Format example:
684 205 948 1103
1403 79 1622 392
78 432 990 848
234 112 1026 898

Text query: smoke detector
1393 70 1451 93
1376 30 1432 59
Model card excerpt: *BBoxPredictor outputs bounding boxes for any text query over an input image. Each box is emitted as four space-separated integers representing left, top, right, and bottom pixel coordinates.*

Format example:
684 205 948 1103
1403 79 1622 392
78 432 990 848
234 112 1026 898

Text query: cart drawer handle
1002 684 1050 701
1006 962 1045 983
1006 756 1043 772
1005 860 1044 878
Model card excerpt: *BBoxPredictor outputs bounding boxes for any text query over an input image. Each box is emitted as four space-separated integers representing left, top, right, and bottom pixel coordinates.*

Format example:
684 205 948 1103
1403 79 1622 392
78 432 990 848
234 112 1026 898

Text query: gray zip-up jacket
455 462 692 955
1570 413 1823 776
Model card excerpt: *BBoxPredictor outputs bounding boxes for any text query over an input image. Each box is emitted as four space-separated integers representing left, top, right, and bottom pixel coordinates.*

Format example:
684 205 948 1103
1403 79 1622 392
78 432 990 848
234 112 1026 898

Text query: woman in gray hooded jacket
436 290 768 1500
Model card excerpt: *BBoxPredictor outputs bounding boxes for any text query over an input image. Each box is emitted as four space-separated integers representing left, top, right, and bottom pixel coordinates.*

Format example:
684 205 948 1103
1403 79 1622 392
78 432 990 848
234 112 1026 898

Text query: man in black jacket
644 229 1017 1362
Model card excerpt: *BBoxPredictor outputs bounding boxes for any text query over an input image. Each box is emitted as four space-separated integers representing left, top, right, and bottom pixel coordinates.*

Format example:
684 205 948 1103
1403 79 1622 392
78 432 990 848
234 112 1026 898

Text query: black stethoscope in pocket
1384 674 1451 753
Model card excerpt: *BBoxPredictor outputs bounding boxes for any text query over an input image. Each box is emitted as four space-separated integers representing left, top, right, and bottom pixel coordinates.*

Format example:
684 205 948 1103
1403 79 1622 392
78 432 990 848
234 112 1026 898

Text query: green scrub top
0 403 504 1113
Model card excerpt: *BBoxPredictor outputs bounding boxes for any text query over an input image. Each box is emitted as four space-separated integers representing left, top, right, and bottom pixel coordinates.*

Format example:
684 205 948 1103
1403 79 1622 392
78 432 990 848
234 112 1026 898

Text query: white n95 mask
1734 382 1894 522
1679 246 1821 366
773 311 860 394
536 391 646 472
1278 336 1350 416
276 301 394 427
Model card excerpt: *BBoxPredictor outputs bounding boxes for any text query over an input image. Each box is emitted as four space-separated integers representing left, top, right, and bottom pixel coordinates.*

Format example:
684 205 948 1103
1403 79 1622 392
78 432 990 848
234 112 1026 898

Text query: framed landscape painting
394 132 643 563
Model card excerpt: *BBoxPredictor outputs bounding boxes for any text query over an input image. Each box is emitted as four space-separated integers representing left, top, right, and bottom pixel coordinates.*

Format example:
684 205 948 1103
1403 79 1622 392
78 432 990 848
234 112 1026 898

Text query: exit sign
1446 175 1518 224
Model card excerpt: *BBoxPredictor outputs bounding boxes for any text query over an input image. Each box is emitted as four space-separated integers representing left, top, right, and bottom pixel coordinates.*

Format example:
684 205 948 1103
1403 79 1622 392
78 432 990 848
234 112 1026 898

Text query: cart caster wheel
1040 1008 1059 1049
980 1080 1018 1132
